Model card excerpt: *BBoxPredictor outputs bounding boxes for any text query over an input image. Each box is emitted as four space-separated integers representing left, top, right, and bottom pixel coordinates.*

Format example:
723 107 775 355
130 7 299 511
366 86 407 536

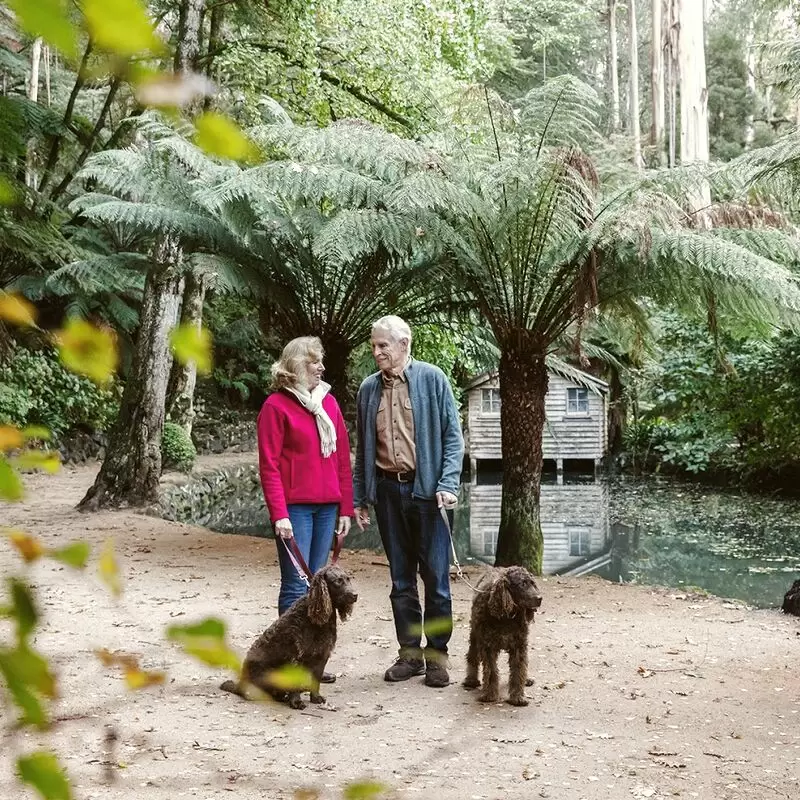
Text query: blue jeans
375 479 452 658
276 503 338 615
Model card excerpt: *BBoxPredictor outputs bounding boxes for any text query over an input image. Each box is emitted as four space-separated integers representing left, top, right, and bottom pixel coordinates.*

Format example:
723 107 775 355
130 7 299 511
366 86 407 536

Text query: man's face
370 330 408 374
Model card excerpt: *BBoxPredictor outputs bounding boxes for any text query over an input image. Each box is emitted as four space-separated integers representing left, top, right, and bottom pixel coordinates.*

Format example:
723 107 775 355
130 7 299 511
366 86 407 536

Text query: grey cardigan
353 359 464 507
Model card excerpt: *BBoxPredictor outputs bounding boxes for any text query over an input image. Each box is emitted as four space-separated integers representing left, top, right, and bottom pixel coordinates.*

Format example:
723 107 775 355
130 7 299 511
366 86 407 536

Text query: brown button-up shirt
375 368 416 473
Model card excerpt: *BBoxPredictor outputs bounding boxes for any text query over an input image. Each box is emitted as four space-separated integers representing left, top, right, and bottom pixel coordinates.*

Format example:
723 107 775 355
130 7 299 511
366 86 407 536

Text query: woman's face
304 357 324 390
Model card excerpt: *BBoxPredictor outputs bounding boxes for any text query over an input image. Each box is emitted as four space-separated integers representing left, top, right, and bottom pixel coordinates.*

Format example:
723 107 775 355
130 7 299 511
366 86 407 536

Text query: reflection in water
190 465 800 609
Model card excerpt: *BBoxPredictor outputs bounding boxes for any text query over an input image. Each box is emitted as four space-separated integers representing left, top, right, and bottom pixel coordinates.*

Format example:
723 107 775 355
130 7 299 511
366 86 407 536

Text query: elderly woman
257 336 354 640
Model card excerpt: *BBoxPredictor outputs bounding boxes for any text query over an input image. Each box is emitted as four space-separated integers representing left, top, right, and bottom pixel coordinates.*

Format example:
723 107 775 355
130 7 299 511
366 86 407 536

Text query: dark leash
438 505 488 594
280 531 346 587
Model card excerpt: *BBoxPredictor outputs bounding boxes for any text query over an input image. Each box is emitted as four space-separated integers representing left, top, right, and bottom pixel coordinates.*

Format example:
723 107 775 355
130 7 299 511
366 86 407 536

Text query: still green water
202 473 800 610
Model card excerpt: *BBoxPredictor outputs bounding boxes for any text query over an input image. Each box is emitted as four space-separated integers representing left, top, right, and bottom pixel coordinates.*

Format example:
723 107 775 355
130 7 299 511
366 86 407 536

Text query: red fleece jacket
257 389 354 523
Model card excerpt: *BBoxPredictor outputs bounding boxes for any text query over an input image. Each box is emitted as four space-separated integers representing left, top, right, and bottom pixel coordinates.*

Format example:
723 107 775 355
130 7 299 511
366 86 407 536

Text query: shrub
161 422 196 473
0 345 118 439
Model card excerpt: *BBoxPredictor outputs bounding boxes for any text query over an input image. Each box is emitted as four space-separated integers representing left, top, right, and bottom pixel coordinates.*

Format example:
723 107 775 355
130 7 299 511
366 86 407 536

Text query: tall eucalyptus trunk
25 38 42 188
166 270 206 434
629 0 643 170
677 0 710 212
79 242 182 510
493 335 547 574
164 0 206 436
650 0 666 163
607 0 621 132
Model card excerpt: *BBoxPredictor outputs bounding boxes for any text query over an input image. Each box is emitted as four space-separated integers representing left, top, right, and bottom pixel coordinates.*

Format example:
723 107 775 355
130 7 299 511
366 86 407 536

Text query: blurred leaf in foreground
55 318 118 385
98 539 122 597
194 112 261 163
170 323 212 375
5 0 77 58
82 0 164 58
16 751 72 800
0 292 37 326
0 457 24 501
166 618 241 671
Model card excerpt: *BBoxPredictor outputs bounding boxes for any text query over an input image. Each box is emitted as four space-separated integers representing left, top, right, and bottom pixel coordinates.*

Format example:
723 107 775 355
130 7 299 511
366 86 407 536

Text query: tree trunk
493 337 547 575
174 0 205 73
317 334 354 424
677 0 710 212
650 0 665 162
744 21 756 149
78 243 182 511
608 0 620 132
629 0 643 170
203 2 225 109
166 271 206 435
161 0 207 437
666 0 678 167
25 38 42 188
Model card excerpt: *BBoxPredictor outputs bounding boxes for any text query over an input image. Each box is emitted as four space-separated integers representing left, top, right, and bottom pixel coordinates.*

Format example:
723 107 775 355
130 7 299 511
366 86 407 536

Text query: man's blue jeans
276 503 338 615
374 478 452 658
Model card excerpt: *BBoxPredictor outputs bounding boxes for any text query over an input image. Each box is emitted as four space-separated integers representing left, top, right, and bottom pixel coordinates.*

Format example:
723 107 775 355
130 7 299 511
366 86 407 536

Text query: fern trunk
318 334 353 421
79 242 182 511
166 271 206 435
493 338 547 575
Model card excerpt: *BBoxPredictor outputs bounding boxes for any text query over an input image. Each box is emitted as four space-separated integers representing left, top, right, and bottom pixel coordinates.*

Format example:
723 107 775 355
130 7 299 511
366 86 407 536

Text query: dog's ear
308 572 333 625
488 572 515 617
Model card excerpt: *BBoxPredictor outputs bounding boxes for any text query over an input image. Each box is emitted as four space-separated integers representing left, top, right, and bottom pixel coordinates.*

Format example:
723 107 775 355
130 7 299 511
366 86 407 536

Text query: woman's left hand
337 516 351 537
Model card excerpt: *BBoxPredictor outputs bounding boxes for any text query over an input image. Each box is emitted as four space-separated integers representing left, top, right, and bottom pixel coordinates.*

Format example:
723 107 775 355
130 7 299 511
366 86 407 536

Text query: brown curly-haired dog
462 565 542 706
220 564 357 709
783 579 800 616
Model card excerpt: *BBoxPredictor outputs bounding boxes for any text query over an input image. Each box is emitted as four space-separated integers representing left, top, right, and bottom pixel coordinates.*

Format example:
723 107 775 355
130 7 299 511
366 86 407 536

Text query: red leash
281 531 346 585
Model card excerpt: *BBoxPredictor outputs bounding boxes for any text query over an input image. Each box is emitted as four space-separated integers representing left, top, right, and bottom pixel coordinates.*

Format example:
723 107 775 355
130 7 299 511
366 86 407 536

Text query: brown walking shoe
424 661 450 688
384 657 425 682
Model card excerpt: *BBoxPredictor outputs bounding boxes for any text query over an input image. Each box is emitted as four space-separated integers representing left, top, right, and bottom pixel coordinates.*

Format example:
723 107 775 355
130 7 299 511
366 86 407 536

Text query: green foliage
161 421 196 473
0 346 118 440
707 30 753 161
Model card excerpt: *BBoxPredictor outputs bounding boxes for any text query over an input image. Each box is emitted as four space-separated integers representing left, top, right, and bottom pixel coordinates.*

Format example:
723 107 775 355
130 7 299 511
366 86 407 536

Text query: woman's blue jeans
276 503 338 615
374 478 452 659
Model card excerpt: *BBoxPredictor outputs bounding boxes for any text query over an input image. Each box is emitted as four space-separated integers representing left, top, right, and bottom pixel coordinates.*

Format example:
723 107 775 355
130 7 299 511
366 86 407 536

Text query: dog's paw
310 693 326 705
525 677 534 687
462 678 480 690
287 693 306 710
477 693 500 704
506 696 529 707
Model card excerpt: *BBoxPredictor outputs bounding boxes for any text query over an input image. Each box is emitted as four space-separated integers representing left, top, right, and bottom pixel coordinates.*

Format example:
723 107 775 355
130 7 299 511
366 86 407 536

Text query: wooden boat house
463 357 610 484
462 358 611 573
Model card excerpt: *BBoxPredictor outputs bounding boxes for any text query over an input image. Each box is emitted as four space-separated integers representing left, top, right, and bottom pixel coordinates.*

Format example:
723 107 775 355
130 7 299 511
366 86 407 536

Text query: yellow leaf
0 292 37 327
166 618 240 671
5 0 78 58
13 450 61 475
0 457 24 502
55 318 118 384
0 175 17 205
7 531 46 563
169 324 212 375
194 112 261 163
48 541 90 569
124 667 166 690
21 426 51 443
343 781 389 800
16 751 72 800
0 425 24 452
263 664 314 691
82 0 164 58
98 540 122 597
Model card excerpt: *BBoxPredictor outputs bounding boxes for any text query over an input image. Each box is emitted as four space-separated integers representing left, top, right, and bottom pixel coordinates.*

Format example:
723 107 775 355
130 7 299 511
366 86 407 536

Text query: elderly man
353 315 464 688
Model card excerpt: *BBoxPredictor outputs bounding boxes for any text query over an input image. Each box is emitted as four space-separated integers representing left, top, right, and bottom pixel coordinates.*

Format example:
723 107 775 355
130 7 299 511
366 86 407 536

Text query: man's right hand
355 507 370 531
274 518 293 539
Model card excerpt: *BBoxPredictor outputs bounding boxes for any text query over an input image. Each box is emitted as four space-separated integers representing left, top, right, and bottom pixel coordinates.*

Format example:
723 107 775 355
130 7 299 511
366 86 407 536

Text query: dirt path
1 462 799 800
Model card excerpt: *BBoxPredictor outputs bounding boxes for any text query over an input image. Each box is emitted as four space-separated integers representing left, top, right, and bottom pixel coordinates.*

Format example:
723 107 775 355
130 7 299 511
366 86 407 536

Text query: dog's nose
533 595 542 608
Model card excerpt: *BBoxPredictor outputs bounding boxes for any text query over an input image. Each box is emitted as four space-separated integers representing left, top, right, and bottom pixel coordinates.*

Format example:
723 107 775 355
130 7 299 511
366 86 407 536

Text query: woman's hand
274 518 293 539
336 516 352 537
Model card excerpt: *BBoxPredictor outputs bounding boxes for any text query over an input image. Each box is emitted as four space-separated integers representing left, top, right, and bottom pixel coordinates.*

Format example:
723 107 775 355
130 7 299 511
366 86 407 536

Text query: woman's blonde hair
271 336 324 390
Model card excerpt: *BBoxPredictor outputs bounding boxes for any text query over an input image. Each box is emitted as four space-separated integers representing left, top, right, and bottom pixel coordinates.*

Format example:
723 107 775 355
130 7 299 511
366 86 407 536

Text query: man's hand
355 507 370 531
337 516 352 537
436 491 457 510
274 518 293 539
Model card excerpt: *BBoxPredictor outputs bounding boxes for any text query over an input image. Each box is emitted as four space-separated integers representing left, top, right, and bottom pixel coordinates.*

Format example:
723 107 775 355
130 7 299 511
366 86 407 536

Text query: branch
38 39 93 196
50 76 122 202
200 40 416 129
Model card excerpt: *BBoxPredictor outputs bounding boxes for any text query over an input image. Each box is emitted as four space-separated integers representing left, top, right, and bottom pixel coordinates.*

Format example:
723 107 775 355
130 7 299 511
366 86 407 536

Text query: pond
161 465 800 610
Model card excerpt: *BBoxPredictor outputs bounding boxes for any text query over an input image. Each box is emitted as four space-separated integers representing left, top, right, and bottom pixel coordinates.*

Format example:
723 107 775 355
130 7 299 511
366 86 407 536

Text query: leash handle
281 536 313 585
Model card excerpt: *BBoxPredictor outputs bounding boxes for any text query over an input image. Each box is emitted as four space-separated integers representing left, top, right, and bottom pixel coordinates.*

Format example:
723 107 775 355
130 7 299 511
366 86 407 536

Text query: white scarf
285 381 337 458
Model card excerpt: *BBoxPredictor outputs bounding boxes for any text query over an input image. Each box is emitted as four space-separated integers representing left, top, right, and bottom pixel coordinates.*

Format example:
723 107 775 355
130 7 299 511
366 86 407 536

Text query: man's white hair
372 315 412 347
